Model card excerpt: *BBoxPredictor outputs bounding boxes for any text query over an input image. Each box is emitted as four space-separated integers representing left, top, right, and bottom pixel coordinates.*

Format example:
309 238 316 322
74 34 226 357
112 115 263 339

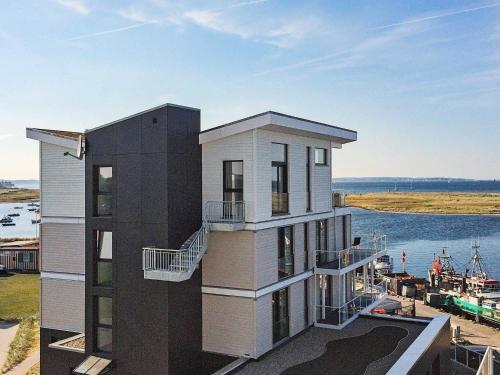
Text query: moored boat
0 215 13 224
429 243 500 326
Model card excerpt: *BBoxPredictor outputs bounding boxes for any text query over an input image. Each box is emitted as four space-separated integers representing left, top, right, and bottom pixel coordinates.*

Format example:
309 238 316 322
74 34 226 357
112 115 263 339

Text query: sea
333 180 500 280
1 179 499 280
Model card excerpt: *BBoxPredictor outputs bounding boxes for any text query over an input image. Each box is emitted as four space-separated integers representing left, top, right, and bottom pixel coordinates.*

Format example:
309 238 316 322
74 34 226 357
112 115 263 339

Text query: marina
0 202 40 238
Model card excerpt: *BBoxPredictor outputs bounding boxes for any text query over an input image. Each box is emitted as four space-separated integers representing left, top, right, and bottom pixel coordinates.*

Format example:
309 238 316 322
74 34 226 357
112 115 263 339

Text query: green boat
430 243 500 326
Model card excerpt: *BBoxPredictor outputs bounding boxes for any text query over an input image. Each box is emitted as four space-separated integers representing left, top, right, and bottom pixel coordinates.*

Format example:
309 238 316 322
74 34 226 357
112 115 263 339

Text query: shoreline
346 192 500 216
351 207 500 217
0 189 39 204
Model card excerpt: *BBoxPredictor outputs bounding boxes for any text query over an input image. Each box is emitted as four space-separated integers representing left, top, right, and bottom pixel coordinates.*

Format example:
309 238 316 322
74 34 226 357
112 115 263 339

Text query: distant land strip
346 192 500 215
0 188 40 203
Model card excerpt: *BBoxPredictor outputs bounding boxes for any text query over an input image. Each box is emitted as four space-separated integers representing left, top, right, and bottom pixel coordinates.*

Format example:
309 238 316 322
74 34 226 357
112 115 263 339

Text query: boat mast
469 241 487 279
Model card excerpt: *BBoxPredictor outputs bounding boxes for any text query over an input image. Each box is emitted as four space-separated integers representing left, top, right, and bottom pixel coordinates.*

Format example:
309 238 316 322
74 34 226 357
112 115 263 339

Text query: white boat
375 254 393 274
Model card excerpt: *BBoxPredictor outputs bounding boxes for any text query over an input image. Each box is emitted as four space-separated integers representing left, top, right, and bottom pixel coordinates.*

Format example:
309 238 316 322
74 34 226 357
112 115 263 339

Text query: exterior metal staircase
142 201 244 282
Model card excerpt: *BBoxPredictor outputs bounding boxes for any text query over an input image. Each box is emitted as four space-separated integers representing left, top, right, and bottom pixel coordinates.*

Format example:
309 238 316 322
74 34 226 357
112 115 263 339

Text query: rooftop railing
315 248 384 270
451 343 499 375
204 201 245 224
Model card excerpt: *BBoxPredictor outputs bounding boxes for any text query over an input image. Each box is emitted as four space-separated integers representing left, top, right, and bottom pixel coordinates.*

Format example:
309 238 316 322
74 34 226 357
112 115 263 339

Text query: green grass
0 273 39 320
1 316 38 373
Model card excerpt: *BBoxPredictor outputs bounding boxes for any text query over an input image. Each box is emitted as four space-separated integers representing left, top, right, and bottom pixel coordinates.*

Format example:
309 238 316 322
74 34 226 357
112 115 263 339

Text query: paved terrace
236 316 427 375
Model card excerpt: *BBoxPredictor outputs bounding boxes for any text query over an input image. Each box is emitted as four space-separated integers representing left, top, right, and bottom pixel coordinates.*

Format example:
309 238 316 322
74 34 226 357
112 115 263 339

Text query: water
334 180 500 194
342 179 500 280
0 202 40 238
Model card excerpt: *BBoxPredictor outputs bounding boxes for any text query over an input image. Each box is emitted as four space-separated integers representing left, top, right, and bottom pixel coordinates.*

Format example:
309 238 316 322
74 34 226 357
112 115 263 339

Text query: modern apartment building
28 104 450 375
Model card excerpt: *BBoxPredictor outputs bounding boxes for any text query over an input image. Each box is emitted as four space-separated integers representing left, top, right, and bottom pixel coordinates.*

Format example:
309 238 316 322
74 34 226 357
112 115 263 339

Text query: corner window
272 143 288 215
223 161 243 202
278 226 294 279
96 231 112 286
314 148 327 166
95 297 112 353
94 166 112 216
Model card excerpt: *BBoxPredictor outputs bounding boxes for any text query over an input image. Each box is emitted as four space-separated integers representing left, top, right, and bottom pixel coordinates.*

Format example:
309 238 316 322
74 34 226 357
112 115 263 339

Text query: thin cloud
66 22 157 41
52 0 90 15
370 2 500 30
229 0 269 8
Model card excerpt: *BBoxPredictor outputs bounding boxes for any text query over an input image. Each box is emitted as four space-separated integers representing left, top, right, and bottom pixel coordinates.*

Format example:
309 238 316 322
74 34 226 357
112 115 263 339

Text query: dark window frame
94 296 112 354
315 219 328 265
314 148 328 166
272 287 289 343
306 147 311 211
272 143 289 215
304 222 309 270
278 225 294 279
93 166 112 217
223 160 244 202
95 231 112 287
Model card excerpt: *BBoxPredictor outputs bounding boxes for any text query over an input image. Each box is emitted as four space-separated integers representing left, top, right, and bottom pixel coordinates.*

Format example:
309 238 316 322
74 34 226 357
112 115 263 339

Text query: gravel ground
236 316 426 375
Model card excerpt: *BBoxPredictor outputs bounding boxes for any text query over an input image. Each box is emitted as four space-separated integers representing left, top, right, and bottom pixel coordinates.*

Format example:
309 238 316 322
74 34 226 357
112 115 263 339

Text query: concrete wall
41 278 85 332
40 328 85 375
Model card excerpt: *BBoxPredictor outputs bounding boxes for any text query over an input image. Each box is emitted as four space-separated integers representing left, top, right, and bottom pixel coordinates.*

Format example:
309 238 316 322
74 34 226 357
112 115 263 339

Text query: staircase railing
142 201 244 281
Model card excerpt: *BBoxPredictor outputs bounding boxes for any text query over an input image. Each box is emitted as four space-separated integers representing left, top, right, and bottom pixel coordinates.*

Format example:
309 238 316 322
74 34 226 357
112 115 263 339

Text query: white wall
40 142 85 218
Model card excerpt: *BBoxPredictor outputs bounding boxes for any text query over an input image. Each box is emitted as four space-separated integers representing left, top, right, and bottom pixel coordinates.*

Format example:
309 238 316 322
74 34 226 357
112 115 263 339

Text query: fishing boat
0 215 13 224
13 206 23 209
429 243 500 326
7 213 20 217
27 202 39 207
27 208 37 212
31 219 41 224
375 254 393 274
1 222 16 226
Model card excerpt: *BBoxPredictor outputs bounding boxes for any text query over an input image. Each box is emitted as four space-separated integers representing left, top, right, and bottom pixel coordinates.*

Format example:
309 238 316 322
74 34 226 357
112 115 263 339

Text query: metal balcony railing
205 201 245 224
315 248 384 270
332 190 346 207
316 281 387 326
450 343 499 375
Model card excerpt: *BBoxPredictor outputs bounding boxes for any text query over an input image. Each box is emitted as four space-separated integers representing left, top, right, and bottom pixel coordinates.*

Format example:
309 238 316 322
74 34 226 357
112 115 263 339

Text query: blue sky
1 0 499 179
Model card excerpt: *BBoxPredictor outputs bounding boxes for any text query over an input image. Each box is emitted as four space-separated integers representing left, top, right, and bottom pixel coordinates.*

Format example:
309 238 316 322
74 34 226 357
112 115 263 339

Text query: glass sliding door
223 161 243 218
278 226 294 279
272 288 289 343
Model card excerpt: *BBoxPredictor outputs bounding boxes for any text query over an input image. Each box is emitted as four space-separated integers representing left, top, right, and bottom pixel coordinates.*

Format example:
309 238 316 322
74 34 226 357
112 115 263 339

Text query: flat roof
199 111 357 146
236 315 427 375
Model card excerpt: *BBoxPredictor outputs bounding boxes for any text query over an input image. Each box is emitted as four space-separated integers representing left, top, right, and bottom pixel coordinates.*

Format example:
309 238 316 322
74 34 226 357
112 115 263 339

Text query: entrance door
272 288 289 343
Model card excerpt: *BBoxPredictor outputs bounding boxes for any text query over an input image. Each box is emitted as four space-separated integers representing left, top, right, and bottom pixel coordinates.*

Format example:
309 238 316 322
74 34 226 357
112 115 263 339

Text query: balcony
205 201 245 231
272 192 288 215
315 248 386 274
315 281 387 329
332 190 346 208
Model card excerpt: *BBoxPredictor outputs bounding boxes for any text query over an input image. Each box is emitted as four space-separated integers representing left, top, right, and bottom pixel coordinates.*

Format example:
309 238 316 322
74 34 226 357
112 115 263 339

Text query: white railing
451 343 499 375
205 201 245 224
316 281 387 326
316 248 383 269
142 215 209 281
477 347 496 375
142 201 245 282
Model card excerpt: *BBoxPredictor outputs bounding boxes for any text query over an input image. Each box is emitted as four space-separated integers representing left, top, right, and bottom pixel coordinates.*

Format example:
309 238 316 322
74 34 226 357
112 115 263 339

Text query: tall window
95 166 112 216
271 143 288 215
95 297 112 353
316 219 328 265
278 226 294 279
272 288 289 343
304 222 309 270
223 161 243 202
306 147 311 211
314 148 327 166
304 280 309 327
96 231 112 286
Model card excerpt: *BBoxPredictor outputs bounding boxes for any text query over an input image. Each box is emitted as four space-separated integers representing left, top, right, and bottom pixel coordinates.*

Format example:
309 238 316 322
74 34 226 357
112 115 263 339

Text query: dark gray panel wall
40 328 86 375
85 105 202 375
